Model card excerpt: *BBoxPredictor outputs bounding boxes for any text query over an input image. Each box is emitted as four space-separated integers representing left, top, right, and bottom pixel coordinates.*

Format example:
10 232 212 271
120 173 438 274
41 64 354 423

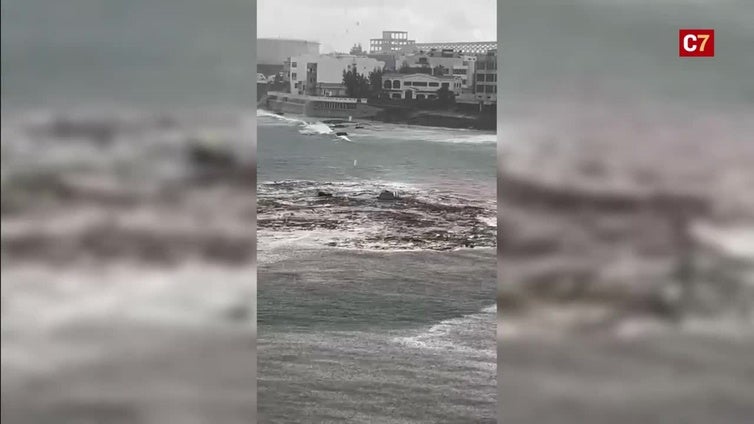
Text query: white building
381 73 462 100
288 53 385 96
396 52 476 92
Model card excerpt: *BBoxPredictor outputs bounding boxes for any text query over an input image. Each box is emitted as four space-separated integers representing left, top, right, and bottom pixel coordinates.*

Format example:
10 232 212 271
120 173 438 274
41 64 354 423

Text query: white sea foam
299 122 333 135
393 305 496 357
377 126 497 145
693 223 754 261
1 263 255 332
256 109 309 126
477 215 497 227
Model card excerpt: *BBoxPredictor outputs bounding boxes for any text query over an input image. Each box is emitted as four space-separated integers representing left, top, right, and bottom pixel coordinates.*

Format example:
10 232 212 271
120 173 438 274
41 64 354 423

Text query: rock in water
378 190 399 200
317 191 333 197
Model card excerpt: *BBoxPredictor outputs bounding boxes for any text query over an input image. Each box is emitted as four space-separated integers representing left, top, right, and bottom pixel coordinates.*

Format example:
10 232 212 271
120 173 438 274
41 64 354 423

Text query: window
413 81 427 87
441 82 449 89
428 82 439 87
453 69 466 75
291 62 297 68
384 80 392 89
392 80 400 89
416 94 425 100
392 93 401 99
404 81 411 86
292 73 297 80
476 85 484 93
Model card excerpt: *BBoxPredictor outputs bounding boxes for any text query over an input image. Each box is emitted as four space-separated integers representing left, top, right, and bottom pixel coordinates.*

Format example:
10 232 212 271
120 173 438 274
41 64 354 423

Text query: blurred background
498 0 754 422
1 1 257 422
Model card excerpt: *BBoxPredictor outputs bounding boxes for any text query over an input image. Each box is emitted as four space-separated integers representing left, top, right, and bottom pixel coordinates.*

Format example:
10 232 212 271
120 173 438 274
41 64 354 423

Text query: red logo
679 29 714 57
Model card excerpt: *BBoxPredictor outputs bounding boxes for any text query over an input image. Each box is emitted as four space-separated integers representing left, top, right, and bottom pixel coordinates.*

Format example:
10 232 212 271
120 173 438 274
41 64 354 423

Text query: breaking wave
299 122 333 136
393 304 496 358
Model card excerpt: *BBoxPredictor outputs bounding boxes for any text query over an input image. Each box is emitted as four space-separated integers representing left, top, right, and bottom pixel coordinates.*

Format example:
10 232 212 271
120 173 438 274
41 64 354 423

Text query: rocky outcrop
377 190 399 200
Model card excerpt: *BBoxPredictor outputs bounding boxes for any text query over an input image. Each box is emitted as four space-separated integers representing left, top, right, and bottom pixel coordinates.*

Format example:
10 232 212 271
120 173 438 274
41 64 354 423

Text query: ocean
256 113 497 422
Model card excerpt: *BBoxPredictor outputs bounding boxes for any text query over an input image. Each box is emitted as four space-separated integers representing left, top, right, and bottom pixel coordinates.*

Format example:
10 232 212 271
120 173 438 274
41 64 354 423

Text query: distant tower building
473 49 497 106
369 31 416 53
304 63 318 96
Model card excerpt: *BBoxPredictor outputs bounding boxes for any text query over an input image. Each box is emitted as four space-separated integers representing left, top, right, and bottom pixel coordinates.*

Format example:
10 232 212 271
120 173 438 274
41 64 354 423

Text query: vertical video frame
257 0 498 422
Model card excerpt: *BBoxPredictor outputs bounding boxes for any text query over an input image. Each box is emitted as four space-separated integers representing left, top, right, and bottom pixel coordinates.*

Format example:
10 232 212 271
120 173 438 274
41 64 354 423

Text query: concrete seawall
374 106 496 130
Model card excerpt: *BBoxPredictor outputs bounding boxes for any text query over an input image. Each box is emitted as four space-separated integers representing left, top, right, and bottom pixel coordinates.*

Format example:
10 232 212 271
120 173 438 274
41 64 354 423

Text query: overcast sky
258 0 497 53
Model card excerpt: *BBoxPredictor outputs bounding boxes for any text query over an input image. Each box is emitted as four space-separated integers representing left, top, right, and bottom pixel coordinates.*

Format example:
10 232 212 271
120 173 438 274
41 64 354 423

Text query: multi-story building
288 53 385 96
380 73 462 100
370 31 416 53
396 51 476 93
473 49 497 105
367 30 497 105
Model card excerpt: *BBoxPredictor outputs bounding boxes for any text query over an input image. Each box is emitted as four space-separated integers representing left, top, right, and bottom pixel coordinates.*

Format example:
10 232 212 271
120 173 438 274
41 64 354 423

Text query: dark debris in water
257 182 496 251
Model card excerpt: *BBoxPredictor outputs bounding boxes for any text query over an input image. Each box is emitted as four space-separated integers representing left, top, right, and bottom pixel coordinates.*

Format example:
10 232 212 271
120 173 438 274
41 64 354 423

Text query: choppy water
1 109 258 422
257 111 497 422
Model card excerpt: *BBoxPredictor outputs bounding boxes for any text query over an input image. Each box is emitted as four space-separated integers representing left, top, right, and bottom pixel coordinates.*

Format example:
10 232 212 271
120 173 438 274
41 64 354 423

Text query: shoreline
258 107 497 132
257 91 497 131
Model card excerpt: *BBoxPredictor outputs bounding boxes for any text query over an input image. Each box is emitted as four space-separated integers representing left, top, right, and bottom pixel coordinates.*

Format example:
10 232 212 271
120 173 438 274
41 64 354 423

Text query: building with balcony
381 73 462 100
396 52 477 92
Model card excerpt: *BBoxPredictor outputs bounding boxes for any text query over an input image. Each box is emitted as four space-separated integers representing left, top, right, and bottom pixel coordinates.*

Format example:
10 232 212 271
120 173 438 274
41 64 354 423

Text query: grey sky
258 0 496 53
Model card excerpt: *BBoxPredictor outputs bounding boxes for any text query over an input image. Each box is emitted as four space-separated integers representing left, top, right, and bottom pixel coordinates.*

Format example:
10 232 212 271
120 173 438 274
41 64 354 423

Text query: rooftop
383 72 460 80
